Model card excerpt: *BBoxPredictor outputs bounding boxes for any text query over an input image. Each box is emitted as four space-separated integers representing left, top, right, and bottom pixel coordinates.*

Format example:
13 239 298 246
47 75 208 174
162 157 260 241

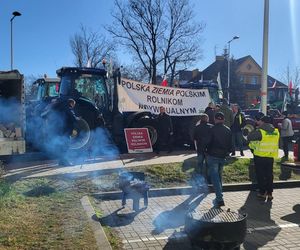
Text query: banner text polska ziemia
121 80 206 98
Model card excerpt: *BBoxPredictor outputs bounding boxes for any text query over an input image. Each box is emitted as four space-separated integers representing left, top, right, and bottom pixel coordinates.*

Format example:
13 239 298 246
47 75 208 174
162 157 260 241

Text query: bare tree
107 0 164 84
162 0 204 86
24 74 43 99
70 25 116 68
121 64 149 82
107 0 204 85
281 65 300 88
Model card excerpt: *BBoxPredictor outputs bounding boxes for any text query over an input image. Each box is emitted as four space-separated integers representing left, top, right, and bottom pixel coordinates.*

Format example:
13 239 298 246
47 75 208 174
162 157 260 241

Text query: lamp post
10 11 21 70
227 35 239 103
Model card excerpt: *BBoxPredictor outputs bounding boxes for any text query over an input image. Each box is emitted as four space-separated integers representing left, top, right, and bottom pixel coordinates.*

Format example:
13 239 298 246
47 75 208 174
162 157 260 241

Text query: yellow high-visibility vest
249 140 258 151
238 114 242 125
254 128 279 158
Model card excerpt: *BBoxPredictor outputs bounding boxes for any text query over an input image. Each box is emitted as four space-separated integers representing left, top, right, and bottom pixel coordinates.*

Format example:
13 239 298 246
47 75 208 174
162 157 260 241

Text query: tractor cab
57 67 109 113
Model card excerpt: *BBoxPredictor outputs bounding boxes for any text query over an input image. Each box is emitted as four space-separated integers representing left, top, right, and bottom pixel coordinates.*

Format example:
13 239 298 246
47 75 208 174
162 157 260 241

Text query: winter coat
156 112 173 141
204 107 215 125
247 123 275 141
207 123 232 158
281 117 294 137
193 121 213 154
231 112 246 132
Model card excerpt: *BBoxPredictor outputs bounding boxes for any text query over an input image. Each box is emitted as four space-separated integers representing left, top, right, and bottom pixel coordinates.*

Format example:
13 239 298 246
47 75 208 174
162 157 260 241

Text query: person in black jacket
193 113 213 178
231 104 245 156
155 106 173 154
206 112 232 208
58 98 79 166
204 102 215 125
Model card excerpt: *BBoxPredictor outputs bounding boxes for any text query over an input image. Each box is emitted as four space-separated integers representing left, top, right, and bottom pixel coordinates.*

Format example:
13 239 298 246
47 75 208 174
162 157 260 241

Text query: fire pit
185 208 247 250
119 171 149 211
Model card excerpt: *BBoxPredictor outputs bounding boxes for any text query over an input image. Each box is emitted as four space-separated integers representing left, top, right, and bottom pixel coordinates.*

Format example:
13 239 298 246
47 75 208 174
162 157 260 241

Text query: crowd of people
191 98 292 208
153 99 294 208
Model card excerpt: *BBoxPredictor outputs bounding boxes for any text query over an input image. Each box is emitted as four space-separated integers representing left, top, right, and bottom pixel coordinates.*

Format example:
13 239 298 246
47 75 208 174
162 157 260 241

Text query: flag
161 75 168 86
289 80 293 96
282 92 288 112
271 80 277 88
217 72 223 99
200 74 203 82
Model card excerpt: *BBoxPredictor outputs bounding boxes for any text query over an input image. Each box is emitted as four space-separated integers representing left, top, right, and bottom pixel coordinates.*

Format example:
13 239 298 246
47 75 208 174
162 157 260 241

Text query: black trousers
254 156 274 195
156 134 173 152
282 136 292 158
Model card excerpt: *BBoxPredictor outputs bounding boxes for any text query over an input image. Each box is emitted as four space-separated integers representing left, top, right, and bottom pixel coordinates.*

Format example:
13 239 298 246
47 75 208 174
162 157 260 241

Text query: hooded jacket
247 123 275 141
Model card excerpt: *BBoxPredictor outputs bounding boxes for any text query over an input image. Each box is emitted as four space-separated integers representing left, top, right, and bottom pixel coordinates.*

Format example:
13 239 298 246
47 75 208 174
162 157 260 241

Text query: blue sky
0 0 299 83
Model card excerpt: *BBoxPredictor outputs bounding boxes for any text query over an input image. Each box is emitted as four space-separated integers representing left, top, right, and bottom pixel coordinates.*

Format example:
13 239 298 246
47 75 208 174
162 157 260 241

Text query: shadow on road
99 206 147 227
239 191 281 250
281 204 300 225
152 193 206 235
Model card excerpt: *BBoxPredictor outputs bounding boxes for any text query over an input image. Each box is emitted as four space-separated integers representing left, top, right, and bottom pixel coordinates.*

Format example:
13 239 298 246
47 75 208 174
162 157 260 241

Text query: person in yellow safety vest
247 115 279 201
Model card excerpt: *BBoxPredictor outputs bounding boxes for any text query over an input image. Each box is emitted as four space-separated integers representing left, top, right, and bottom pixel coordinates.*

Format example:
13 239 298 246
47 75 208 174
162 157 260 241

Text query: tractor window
37 84 47 100
48 83 59 97
74 75 108 110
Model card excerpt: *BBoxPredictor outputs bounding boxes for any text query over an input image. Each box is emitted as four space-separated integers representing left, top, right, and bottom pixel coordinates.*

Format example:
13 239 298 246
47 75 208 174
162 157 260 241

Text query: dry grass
0 178 97 250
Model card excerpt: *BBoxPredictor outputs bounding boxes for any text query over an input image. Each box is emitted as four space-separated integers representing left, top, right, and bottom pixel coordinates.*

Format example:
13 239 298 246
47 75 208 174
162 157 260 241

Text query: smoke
26 99 119 164
0 97 22 126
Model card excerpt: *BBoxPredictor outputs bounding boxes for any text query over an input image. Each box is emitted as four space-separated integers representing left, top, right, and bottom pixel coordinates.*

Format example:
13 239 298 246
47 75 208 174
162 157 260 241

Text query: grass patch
126 157 300 187
89 197 122 250
0 177 98 249
103 226 123 250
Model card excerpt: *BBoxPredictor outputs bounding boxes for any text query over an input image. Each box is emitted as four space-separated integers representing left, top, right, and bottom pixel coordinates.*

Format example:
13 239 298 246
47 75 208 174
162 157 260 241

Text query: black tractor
39 67 112 157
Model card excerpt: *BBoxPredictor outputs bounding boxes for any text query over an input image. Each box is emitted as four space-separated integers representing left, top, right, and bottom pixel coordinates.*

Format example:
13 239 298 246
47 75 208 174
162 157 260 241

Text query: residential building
201 55 287 108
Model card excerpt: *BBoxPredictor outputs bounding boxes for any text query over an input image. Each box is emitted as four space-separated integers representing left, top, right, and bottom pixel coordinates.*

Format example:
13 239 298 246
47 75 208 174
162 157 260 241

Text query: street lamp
227 35 239 103
10 11 22 70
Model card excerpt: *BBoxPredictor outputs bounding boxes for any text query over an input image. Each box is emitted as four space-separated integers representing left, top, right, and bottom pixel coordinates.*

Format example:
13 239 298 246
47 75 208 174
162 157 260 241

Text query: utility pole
261 0 269 115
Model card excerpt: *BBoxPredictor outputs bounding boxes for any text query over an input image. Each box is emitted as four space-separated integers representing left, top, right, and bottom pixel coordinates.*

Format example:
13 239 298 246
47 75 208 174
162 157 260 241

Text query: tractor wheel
135 118 158 146
69 118 91 150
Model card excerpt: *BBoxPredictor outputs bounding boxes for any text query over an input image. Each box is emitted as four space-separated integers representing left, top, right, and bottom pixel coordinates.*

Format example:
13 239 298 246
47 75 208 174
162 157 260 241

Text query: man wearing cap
206 112 232 208
247 115 279 201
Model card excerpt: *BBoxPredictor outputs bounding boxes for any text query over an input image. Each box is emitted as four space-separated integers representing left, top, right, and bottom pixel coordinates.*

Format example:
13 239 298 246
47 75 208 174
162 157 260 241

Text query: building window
240 75 245 83
250 76 258 85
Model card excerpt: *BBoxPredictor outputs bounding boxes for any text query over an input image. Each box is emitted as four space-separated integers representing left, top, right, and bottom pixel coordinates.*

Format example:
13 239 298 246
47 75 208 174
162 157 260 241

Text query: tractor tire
134 117 158 146
69 118 91 150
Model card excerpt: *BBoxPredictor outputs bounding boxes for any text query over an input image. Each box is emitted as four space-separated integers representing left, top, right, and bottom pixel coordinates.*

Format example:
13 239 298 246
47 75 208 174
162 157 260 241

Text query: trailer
0 70 26 155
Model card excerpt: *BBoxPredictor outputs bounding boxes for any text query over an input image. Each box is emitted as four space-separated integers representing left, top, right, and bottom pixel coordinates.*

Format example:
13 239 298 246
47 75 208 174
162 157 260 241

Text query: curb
92 180 300 201
80 196 112 250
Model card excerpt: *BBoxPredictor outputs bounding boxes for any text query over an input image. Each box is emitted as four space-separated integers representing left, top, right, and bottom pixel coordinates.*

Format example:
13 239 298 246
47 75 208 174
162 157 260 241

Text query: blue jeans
197 153 206 175
207 155 225 202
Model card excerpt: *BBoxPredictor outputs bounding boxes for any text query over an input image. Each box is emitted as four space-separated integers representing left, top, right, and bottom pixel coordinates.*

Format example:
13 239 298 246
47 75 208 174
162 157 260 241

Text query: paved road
96 187 300 250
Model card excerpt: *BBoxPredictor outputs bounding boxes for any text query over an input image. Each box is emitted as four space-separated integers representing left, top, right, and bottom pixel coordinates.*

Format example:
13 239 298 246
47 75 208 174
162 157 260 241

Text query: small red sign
124 128 153 153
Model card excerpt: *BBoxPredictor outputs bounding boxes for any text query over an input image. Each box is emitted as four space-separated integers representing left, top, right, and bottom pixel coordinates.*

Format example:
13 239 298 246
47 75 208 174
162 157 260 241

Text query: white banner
118 78 211 116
